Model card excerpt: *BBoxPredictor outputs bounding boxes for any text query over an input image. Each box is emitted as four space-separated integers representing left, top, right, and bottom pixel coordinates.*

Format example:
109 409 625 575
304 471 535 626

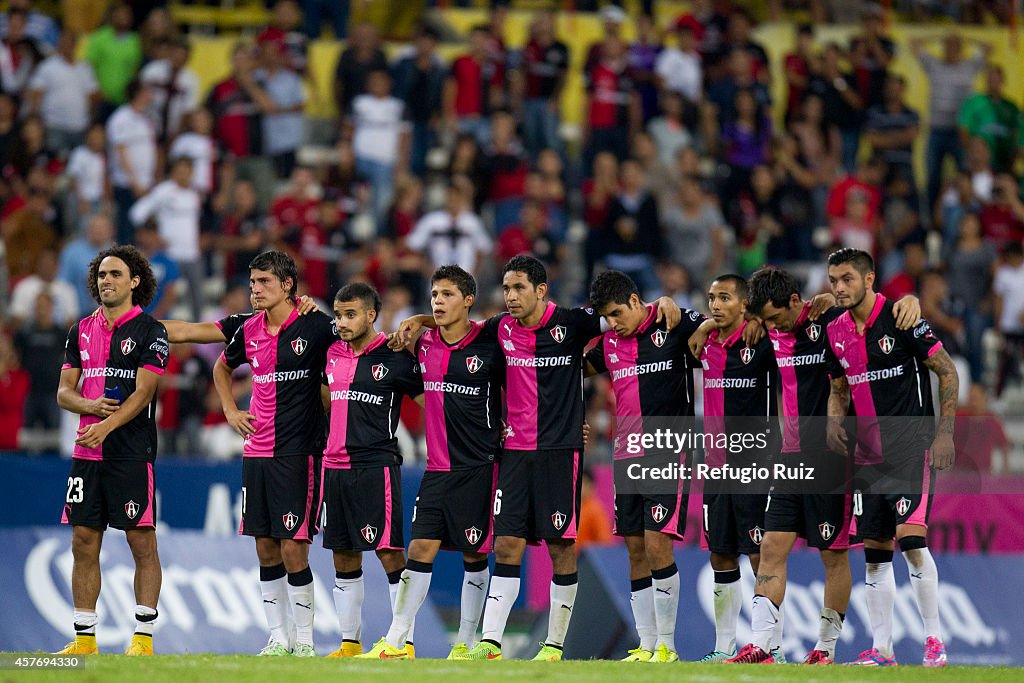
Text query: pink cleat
803 649 833 665
847 648 898 666
923 637 948 667
725 644 774 664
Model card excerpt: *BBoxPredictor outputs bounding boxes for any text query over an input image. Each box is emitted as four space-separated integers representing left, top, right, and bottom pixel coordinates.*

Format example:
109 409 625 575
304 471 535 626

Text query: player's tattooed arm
807 293 836 319
923 347 960 470
893 295 922 330
826 376 851 455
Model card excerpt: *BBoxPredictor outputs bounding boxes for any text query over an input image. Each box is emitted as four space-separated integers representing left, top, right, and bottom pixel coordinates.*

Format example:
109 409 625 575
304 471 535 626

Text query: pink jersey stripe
479 464 499 554
660 474 686 541
293 455 315 542
906 455 932 528
137 462 156 527
74 311 111 461
771 322 803 453
422 332 452 472
241 313 280 457
377 467 401 550
564 450 581 539
504 317 541 450
610 333 643 461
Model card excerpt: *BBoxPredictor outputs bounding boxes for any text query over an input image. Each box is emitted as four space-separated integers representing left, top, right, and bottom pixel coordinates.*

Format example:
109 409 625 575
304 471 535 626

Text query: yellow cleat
55 634 98 655
621 647 653 662
326 640 363 658
447 642 470 659
353 638 409 660
404 642 415 659
650 644 679 662
124 634 153 656
531 643 563 661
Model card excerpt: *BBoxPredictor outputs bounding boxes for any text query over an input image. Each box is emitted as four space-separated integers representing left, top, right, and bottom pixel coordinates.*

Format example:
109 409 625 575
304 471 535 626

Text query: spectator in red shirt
980 174 1024 249
955 383 1010 474
444 25 503 146
212 175 270 281
583 4 626 75
880 242 927 301
518 10 569 157
582 36 636 175
784 24 815 120
497 198 559 270
0 334 29 449
826 154 885 228
268 166 329 298
205 44 262 160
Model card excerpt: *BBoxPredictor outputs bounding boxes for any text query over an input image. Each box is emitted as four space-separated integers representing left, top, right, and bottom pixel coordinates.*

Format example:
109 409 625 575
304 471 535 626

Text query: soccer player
55 245 168 656
213 251 337 656
697 274 780 663
358 266 504 660
394 256 680 661
728 266 920 665
320 283 424 659
824 248 958 667
584 270 706 663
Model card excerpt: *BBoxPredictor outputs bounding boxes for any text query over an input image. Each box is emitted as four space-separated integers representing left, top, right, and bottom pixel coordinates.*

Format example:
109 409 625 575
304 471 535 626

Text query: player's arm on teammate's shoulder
826 375 851 456
295 295 319 315
75 367 163 449
584 339 606 378
213 357 256 437
807 292 836 319
388 314 436 350
687 318 715 359
162 319 227 344
922 346 960 470
652 296 681 330
741 316 764 346
892 294 922 330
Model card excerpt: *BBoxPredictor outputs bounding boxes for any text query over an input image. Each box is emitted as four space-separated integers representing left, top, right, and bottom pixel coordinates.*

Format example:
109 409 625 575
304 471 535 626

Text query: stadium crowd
0 0 1017 473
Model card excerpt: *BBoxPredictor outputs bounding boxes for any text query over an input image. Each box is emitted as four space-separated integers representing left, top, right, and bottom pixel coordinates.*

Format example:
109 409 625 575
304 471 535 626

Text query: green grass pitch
2 656 1021 682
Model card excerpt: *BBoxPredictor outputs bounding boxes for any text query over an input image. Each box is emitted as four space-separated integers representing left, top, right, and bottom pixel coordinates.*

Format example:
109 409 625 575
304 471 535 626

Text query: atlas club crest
551 511 567 530
651 503 668 523
807 323 821 342
361 524 378 543
291 337 307 355
651 329 667 348
818 521 835 541
124 500 139 519
740 347 755 365
896 496 912 517
465 526 482 545
372 364 389 381
282 511 298 531
466 355 483 374
879 335 895 355
550 325 566 343
120 338 136 355
749 525 764 545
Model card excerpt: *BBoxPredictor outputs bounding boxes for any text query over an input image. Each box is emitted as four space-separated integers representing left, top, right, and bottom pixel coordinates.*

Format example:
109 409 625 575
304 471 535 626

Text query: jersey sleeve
824 338 845 380
569 306 604 342
675 309 707 363
398 351 424 398
899 317 944 361
62 321 81 370
139 322 170 375
483 312 506 336
221 325 248 369
217 313 252 343
585 336 608 375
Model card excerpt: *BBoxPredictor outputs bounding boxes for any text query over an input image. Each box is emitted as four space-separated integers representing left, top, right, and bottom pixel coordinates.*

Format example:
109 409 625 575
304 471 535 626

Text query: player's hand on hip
295 295 319 315
928 434 956 470
75 422 110 449
654 296 681 331
741 319 765 346
227 408 258 437
808 293 837 320
893 295 922 330
89 397 121 418
826 420 848 456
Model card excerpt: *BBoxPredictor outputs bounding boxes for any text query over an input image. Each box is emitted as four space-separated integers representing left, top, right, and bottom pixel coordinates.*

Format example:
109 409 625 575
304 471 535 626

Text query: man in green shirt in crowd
958 64 1019 173
85 2 142 110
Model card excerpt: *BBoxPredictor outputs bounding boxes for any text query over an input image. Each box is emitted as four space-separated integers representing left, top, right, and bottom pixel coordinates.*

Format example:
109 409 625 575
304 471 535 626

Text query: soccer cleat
354 638 408 660
698 649 736 663
55 634 98 655
771 646 788 664
326 640 363 658
292 643 316 657
725 643 774 664
447 643 470 659
453 640 502 660
531 643 563 661
620 647 653 662
923 637 948 667
404 642 415 659
124 634 153 656
847 648 898 666
803 649 833 664
650 644 679 662
258 640 292 656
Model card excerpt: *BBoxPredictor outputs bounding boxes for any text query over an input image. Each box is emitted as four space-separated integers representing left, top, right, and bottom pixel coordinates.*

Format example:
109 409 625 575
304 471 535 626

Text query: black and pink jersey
486 302 603 451
62 306 169 462
216 313 252 342
323 333 423 469
586 306 705 460
417 323 505 471
769 302 844 453
700 321 779 465
825 294 942 464
221 308 335 458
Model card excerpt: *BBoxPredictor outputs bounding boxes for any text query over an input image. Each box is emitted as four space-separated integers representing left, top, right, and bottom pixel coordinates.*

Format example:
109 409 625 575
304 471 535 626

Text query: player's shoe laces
650 644 679 662
124 633 153 656
258 640 292 656
725 644 774 664
55 634 98 655
699 648 736 662
354 638 408 660
771 646 787 664
292 643 316 657
847 648 898 666
803 649 833 664
620 647 653 662
404 642 415 659
454 640 502 660
923 637 948 667
326 640 362 657
531 643 563 661
447 643 470 659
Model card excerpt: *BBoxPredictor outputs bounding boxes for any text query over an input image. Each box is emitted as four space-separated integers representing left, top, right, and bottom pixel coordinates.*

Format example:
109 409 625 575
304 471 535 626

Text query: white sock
287 569 315 646
333 570 364 642
73 609 98 637
814 607 844 659
458 563 490 645
904 547 942 639
652 566 680 652
864 557 896 658
134 604 157 636
386 564 432 649
629 578 657 651
713 570 742 654
546 574 578 648
388 571 415 644
750 595 779 652
481 565 520 646
260 569 291 645
772 604 785 654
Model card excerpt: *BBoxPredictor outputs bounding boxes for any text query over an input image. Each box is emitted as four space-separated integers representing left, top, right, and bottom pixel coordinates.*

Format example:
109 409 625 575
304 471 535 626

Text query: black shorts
61 459 156 530
411 465 497 553
321 465 404 551
493 449 582 542
241 455 317 542
764 451 852 550
852 453 935 541
702 492 768 555
614 481 687 540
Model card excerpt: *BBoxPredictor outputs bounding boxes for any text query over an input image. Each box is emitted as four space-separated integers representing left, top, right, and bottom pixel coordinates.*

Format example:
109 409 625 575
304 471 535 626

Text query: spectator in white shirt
9 247 77 329
130 157 203 320
655 24 702 108
406 177 491 276
64 122 109 233
140 36 200 144
169 108 217 195
250 40 305 178
26 31 98 151
352 68 410 225
108 79 156 245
